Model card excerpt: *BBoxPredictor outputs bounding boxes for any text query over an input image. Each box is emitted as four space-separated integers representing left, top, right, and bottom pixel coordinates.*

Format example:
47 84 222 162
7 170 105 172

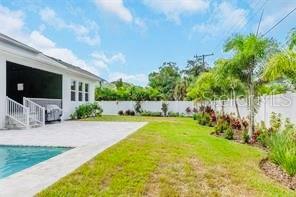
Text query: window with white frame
78 82 83 101
71 80 76 101
85 83 89 102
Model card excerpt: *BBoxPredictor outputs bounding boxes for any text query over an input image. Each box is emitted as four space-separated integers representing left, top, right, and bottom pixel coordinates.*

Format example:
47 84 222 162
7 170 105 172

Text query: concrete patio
0 121 146 197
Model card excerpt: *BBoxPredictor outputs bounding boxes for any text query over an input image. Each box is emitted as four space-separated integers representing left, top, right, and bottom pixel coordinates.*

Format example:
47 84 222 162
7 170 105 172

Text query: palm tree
187 71 229 114
214 59 246 120
263 29 296 88
222 34 277 136
174 78 188 101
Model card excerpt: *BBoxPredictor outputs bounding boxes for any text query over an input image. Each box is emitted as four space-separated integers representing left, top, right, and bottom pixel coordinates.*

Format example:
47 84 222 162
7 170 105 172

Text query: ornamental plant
161 102 169 116
71 103 103 119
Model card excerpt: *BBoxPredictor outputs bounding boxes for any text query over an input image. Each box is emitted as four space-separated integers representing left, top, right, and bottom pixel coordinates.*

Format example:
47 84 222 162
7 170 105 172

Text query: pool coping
0 122 147 197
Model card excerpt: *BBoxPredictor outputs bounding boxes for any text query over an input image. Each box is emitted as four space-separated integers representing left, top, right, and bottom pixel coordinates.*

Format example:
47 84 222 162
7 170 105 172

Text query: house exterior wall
0 42 98 129
0 55 6 129
62 73 96 119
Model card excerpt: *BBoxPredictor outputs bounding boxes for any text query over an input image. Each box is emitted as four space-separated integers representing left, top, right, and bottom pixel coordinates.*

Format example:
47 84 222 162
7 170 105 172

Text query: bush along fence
98 93 296 124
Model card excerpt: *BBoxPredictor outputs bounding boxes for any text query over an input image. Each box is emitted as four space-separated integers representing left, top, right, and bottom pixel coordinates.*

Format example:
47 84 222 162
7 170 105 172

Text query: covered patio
6 61 62 106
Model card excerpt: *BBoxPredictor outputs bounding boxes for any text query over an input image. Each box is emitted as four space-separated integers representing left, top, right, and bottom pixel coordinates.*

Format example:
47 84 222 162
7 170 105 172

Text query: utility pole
194 53 214 68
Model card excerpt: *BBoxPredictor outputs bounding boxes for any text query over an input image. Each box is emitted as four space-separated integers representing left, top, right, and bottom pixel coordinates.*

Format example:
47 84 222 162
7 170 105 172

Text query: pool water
0 145 70 179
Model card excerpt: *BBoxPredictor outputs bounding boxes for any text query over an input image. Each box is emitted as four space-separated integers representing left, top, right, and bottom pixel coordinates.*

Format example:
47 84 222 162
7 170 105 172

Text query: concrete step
5 116 43 129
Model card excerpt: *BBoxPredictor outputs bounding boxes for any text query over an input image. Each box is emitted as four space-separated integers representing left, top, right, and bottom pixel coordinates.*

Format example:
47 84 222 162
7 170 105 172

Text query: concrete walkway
0 121 146 197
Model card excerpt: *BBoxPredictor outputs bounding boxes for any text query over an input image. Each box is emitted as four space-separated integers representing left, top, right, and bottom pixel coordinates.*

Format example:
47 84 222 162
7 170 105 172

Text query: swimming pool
0 145 70 179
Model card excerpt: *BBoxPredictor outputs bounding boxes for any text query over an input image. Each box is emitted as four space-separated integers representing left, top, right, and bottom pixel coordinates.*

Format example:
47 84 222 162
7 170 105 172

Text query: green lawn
39 116 295 196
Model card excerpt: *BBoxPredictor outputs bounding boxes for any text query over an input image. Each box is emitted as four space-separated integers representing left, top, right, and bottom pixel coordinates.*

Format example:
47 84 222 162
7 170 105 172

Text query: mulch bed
212 131 295 190
260 158 296 190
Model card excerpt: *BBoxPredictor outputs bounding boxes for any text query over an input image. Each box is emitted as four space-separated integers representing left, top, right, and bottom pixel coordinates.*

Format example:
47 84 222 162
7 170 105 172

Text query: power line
256 10 264 36
194 53 214 68
212 0 269 58
262 7 296 37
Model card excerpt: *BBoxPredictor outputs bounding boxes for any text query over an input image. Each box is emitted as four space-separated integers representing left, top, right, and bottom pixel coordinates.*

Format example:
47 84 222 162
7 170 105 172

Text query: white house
0 33 103 129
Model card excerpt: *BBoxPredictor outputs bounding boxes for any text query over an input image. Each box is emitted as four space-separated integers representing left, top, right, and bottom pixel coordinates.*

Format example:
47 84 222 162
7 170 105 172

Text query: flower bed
194 106 296 190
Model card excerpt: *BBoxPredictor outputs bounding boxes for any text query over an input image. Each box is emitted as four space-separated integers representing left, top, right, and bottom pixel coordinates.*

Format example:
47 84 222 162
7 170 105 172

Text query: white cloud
134 17 147 31
143 0 209 23
29 31 55 49
91 52 126 70
0 5 25 39
94 0 133 23
108 72 148 85
0 5 105 76
0 5 137 84
39 7 100 46
192 1 247 36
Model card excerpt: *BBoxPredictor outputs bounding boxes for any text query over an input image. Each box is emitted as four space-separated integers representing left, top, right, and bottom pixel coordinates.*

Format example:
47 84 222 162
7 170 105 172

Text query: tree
257 82 288 96
263 29 296 88
148 62 181 100
187 70 228 111
173 78 188 101
223 34 277 136
182 56 208 83
214 59 246 119
288 28 296 50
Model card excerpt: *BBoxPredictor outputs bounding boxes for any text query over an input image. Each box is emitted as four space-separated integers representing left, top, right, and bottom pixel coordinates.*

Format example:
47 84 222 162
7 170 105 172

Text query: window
78 82 83 101
71 80 76 101
85 83 89 102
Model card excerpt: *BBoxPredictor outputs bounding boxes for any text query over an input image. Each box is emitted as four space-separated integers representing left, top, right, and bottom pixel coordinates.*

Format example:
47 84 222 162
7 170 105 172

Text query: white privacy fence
98 93 296 126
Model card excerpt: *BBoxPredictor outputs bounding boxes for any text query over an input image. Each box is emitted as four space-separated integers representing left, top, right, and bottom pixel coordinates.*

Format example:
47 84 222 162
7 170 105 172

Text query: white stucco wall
0 42 98 129
98 101 197 115
98 93 296 126
62 73 96 119
0 55 6 129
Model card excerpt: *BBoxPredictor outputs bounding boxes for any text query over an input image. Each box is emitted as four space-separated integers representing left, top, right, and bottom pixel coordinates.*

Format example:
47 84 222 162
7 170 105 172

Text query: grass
39 116 295 196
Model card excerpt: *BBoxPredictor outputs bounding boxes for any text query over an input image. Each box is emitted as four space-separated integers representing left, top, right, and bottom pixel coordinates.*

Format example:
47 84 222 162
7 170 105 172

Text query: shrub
141 111 161 117
224 128 234 140
125 109 131 116
196 113 211 126
185 107 191 114
242 130 250 143
151 112 162 117
255 122 270 147
134 101 142 114
124 110 135 116
192 113 198 120
268 129 296 176
231 118 241 130
205 106 214 114
199 105 205 112
214 118 230 134
118 110 124 115
71 103 103 119
161 102 169 116
210 112 217 123
168 111 179 117
193 108 198 113
270 112 282 132
242 117 249 129
140 111 150 116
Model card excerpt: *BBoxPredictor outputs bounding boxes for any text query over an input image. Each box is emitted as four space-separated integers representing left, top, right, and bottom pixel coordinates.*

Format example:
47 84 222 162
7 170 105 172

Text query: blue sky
0 0 295 86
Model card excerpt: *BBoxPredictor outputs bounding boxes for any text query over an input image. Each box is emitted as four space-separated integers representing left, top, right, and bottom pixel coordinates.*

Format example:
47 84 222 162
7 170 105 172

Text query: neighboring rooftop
0 33 106 82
